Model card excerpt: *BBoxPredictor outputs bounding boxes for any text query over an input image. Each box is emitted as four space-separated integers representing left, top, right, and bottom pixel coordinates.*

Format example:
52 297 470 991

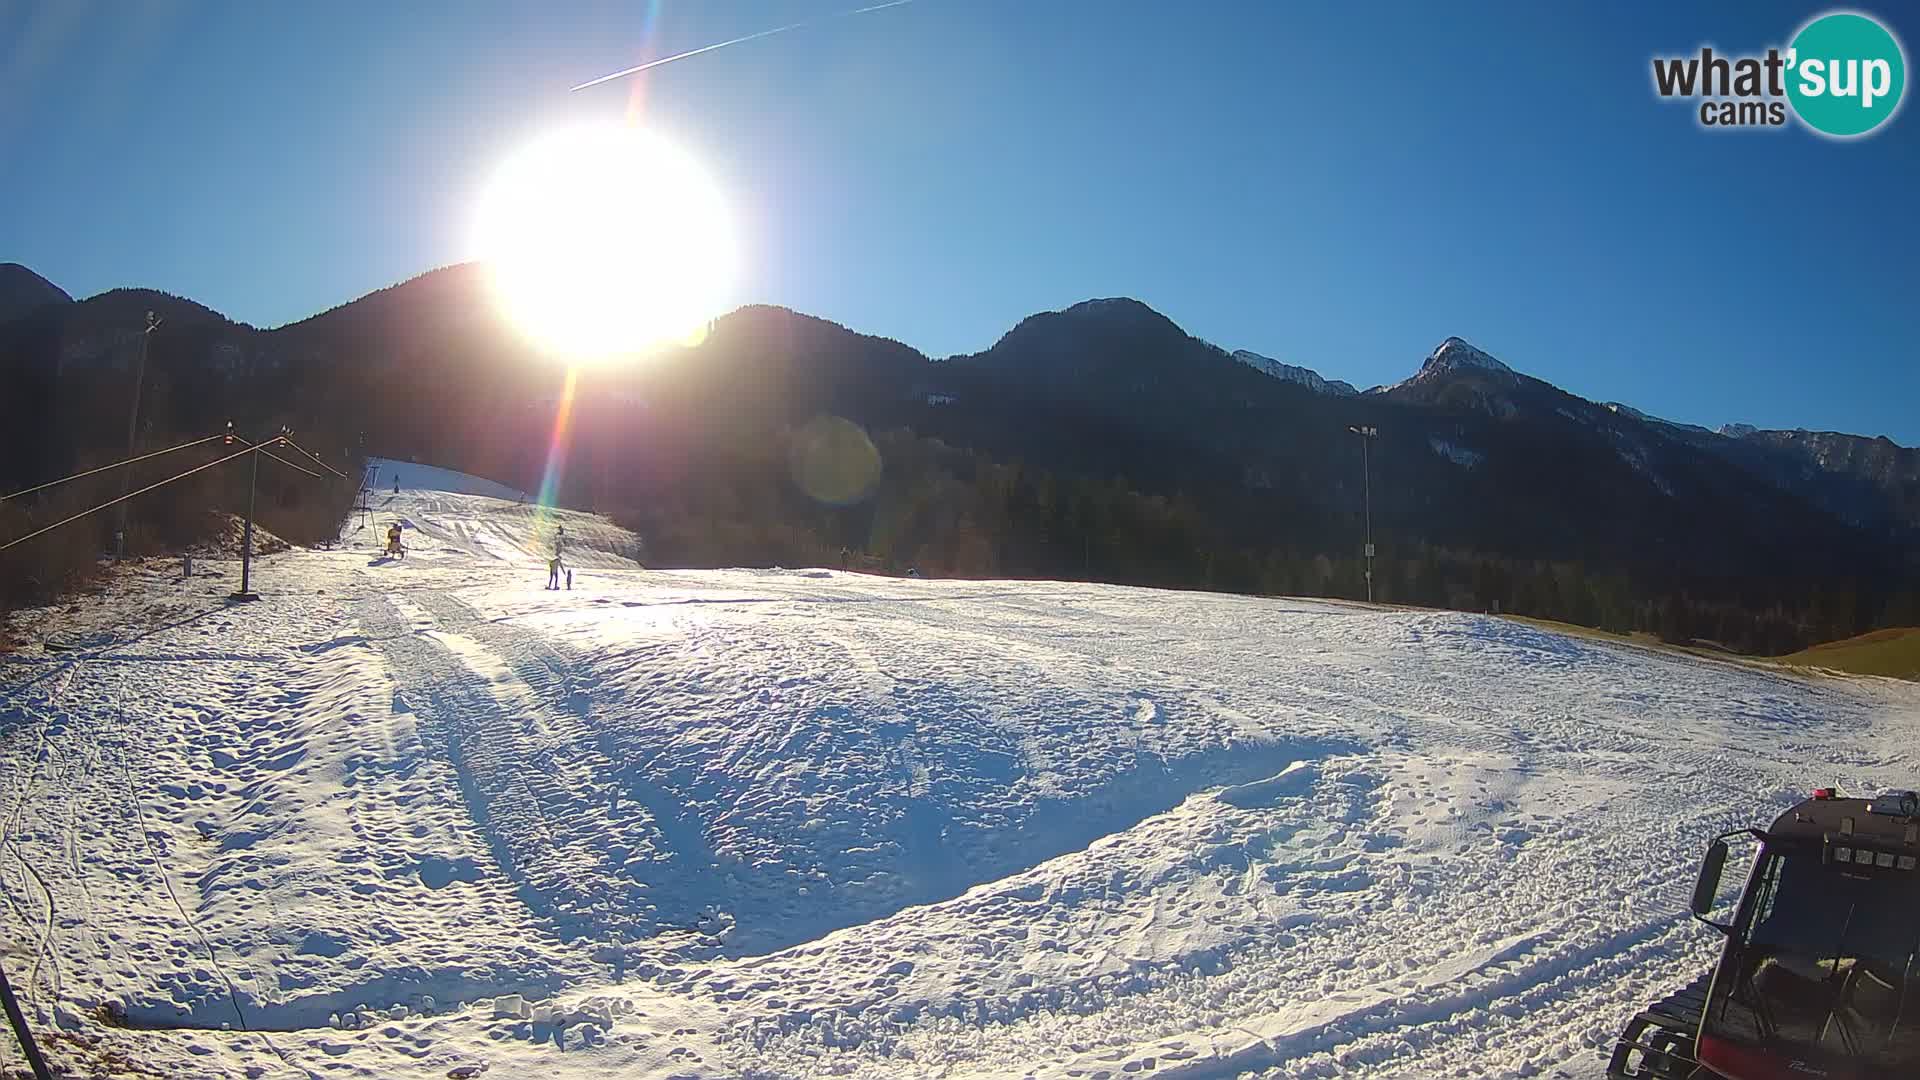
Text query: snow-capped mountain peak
1420 336 1515 378
1721 422 1759 439
1377 336 1521 397
1230 349 1358 397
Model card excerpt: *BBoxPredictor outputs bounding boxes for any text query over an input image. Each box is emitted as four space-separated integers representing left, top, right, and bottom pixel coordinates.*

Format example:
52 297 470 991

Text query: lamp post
115 310 163 560
1347 425 1378 603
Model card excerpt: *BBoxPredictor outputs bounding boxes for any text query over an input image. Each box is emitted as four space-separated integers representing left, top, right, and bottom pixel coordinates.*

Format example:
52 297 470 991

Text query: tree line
5 281 1912 657
601 422 1913 655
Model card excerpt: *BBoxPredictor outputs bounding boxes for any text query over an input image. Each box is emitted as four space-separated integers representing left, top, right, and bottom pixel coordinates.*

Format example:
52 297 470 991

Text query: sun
474 124 737 361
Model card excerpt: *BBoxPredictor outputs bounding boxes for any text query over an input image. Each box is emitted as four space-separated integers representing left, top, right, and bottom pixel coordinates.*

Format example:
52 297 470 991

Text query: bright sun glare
475 124 737 361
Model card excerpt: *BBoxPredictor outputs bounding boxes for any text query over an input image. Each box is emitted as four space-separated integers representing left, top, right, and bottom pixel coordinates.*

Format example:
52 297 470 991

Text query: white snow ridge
1230 350 1359 397
1 463 1916 1078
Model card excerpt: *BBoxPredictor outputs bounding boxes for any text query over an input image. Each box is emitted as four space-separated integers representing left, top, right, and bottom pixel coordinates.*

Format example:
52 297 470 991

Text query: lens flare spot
791 416 881 506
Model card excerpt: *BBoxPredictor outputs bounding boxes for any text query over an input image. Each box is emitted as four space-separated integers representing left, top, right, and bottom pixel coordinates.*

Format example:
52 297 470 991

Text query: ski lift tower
1347 425 1378 603
354 462 377 531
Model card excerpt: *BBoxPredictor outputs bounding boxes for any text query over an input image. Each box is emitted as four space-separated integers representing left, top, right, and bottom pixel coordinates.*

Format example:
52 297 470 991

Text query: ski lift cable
0 445 258 552
270 436 350 480
230 437 322 480
1 433 226 503
256 448 321 479
228 435 323 480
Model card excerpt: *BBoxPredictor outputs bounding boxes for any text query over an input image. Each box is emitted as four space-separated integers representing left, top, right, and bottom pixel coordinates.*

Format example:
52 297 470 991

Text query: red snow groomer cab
1609 788 1920 1079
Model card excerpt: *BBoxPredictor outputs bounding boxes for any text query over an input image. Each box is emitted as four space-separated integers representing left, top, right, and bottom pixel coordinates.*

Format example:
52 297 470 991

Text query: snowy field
2 463 1917 1079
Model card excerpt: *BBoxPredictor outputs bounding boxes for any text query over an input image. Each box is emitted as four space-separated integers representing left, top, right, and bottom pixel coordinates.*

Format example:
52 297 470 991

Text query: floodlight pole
1348 425 1378 603
114 311 163 560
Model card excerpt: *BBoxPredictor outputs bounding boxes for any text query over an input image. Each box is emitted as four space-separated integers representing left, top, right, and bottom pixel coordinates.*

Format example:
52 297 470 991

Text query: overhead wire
256 449 321 479
0 445 257 553
230 435 323 480
271 436 350 479
4 432 348 1067
1 434 225 503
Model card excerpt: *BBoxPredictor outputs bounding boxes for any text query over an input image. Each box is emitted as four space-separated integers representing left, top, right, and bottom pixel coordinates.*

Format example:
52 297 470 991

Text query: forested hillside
4 265 1915 653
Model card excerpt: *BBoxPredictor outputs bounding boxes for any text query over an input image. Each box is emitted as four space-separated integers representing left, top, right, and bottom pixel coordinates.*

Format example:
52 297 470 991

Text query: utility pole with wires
114 310 163 561
224 423 348 601
235 424 263 601
3 423 348 603
1348 425 1379 603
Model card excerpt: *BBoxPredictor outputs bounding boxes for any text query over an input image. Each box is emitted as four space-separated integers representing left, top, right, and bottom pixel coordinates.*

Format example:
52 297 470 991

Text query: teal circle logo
1787 12 1906 137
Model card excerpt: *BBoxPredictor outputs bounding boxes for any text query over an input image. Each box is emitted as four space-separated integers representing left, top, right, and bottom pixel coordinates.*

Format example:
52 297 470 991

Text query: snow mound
193 511 292 557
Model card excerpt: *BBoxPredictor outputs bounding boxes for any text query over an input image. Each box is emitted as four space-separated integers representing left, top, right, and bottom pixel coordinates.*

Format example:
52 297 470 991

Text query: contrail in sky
570 0 921 93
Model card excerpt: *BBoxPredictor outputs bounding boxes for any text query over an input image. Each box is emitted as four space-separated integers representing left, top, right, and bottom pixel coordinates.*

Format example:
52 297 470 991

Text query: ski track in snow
1 468 1916 1078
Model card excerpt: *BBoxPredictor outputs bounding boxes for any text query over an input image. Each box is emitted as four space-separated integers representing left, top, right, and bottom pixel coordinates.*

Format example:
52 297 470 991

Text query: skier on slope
386 523 405 558
546 525 566 589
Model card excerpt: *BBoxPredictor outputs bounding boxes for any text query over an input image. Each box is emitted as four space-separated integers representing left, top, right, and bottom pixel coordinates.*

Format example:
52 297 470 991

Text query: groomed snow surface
2 462 1917 1079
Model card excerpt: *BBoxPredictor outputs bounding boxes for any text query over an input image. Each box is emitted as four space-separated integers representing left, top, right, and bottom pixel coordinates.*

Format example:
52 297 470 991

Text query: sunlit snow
1 461 1915 1078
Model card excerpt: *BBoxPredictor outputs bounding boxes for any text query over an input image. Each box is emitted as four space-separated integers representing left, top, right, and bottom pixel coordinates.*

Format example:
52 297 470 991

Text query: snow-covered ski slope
1 473 1917 1079
365 457 641 569
370 458 530 502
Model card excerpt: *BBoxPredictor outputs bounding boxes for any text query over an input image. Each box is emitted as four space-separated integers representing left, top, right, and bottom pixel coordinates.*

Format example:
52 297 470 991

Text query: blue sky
2 1 1915 441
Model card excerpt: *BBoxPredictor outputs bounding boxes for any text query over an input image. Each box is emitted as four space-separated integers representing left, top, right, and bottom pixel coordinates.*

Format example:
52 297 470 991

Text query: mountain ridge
3 263 1915 625
6 260 1918 653
1230 350 1358 397
5 259 1907 454
0 262 73 324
